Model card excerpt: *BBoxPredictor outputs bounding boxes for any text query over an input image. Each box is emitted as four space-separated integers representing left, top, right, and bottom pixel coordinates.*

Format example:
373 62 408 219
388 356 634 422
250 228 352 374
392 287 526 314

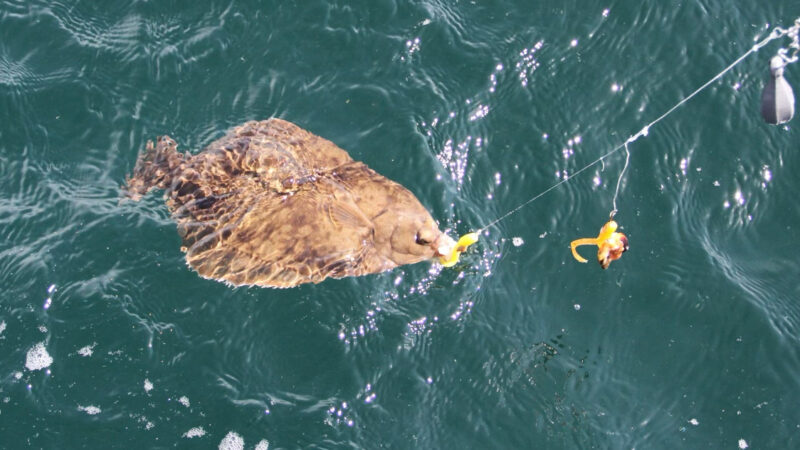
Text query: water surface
2 1 800 448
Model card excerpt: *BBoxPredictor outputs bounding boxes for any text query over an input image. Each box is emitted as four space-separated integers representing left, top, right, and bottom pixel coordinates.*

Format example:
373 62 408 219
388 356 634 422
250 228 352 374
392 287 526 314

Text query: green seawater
2 1 800 448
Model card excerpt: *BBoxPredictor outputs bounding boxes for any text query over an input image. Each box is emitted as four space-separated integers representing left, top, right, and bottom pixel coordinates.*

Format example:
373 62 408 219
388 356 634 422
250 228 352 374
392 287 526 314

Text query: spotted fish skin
125 118 452 288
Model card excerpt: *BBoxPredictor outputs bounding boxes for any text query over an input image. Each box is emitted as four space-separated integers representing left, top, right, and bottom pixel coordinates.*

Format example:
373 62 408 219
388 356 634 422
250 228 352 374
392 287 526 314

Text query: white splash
78 405 101 415
679 158 689 174
219 431 244 450
689 418 699 426
761 166 772 188
183 427 206 438
512 237 524 247
516 41 544 87
734 190 745 205
468 104 489 121
144 379 153 393
25 342 53 371
178 396 190 407
0 320 6 335
254 440 269 450
738 439 748 449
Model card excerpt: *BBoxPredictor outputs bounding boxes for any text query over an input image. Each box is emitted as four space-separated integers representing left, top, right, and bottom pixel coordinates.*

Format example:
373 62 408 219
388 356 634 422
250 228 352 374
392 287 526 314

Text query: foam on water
183 427 206 438
78 405 101 415
25 342 53 371
218 432 244 450
77 343 96 357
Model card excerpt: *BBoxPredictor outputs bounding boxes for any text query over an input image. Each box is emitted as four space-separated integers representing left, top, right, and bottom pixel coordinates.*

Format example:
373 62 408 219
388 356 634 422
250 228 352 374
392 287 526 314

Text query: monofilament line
477 22 794 233
610 142 630 217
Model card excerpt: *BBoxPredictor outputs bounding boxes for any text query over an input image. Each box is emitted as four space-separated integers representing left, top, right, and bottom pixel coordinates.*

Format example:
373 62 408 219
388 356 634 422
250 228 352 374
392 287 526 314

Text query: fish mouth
432 233 456 259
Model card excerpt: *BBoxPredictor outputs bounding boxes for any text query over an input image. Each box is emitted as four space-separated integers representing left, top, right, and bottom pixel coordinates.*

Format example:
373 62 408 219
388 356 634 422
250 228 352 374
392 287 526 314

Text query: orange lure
570 220 629 269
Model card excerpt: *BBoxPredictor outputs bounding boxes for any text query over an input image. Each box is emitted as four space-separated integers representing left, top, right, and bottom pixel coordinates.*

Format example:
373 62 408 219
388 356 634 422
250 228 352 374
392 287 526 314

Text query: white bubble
25 342 53 371
512 237 524 247
178 396 190 407
254 440 269 450
144 379 153 393
570 39 578 47
738 439 748 449
602 8 610 17
574 304 581 311
219 431 244 450
78 405 101 415
0 321 6 335
77 344 96 357
184 427 206 438
689 418 699 426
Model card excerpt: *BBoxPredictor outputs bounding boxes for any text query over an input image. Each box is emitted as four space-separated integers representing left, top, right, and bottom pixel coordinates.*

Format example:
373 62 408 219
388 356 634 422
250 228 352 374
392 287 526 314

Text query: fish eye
415 230 432 245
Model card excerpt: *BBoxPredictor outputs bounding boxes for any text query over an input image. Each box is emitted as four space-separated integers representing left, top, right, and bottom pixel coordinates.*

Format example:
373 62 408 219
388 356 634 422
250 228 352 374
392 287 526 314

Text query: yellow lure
439 232 479 267
570 220 629 269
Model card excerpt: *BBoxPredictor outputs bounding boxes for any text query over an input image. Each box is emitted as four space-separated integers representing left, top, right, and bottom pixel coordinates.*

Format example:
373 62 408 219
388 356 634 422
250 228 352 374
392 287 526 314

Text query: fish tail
124 136 186 200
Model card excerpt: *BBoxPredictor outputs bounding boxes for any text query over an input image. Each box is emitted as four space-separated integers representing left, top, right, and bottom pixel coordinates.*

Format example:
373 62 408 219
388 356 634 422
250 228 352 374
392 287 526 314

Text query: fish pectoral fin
328 201 373 230
570 238 599 263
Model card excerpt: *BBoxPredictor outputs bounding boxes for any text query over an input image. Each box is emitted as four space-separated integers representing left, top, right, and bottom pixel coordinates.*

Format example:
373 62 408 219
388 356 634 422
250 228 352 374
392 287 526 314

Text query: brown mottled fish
125 118 456 288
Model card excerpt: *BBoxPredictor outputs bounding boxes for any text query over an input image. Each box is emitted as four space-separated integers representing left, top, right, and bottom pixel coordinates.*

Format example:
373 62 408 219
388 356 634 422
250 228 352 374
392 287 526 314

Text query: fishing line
475 19 800 234
610 142 630 218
